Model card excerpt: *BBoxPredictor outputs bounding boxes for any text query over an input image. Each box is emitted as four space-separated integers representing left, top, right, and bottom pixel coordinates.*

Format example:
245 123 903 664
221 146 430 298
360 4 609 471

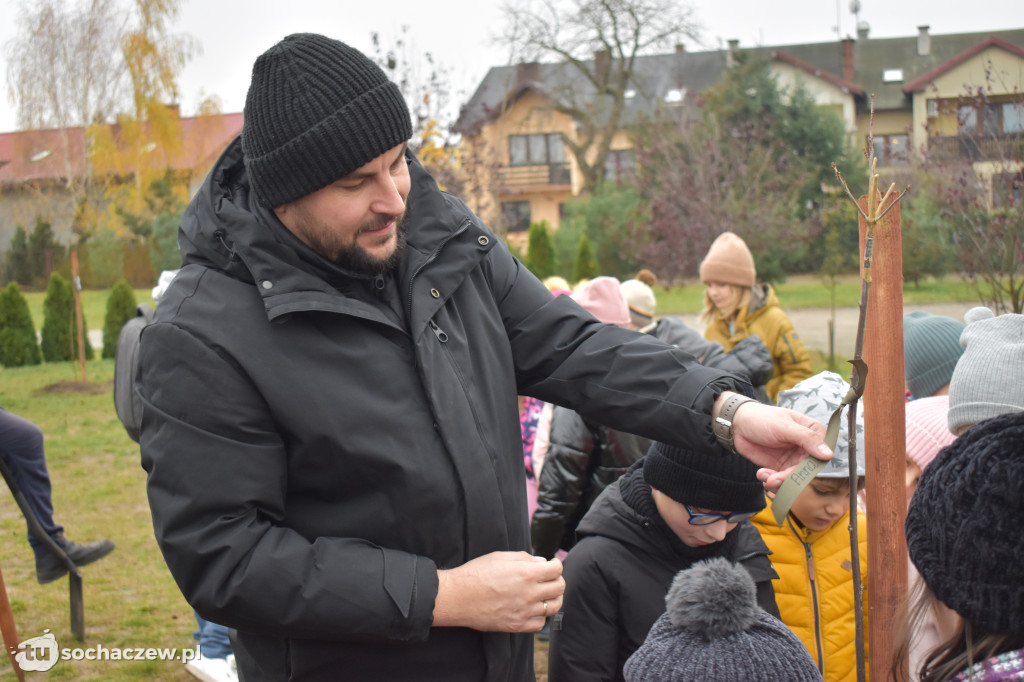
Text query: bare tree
500 0 699 192
913 62 1024 313
5 0 130 132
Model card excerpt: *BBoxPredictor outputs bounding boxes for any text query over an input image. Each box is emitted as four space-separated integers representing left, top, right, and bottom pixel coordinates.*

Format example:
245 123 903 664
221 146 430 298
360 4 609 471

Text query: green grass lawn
653 274 981 315
0 361 195 681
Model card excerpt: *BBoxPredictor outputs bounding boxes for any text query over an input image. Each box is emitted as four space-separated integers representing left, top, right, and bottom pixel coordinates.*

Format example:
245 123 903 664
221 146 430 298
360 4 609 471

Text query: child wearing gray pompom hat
624 557 823 681
947 306 1024 435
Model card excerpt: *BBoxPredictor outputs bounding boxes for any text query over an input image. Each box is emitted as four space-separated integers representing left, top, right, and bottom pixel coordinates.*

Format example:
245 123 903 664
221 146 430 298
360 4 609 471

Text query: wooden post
858 192 908 681
70 248 87 382
0 566 26 681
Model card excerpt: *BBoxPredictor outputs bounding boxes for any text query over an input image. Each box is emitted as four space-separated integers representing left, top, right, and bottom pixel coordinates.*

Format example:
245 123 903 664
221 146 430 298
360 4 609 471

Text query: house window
1003 101 1024 134
604 149 636 182
959 102 1021 135
502 201 531 233
871 134 908 165
508 133 565 166
993 171 1023 208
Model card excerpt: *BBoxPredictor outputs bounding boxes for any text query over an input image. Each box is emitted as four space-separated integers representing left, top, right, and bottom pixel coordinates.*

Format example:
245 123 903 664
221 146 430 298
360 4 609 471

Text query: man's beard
290 207 408 276
333 214 408 276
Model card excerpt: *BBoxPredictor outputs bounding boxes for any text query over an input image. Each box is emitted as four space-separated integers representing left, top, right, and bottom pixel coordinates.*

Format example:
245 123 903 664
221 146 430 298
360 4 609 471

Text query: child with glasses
547 438 778 681
751 371 869 682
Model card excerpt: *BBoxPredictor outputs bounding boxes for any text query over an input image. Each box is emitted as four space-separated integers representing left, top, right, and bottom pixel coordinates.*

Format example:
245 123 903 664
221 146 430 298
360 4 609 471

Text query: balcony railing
928 134 1024 162
498 163 571 192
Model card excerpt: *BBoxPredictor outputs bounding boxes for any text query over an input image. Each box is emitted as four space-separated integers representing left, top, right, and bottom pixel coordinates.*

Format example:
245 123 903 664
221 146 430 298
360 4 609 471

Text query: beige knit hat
699 232 756 287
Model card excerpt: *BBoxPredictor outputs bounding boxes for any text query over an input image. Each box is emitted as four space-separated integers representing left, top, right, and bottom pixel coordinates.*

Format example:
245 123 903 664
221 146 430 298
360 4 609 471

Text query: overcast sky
2 0 1024 133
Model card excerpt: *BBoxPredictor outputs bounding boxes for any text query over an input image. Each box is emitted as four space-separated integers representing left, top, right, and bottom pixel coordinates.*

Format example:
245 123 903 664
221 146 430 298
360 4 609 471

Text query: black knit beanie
242 33 413 208
906 410 1024 636
643 442 765 513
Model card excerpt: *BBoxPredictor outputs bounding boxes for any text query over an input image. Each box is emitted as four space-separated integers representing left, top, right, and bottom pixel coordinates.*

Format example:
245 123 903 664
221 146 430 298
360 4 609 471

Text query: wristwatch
713 394 756 452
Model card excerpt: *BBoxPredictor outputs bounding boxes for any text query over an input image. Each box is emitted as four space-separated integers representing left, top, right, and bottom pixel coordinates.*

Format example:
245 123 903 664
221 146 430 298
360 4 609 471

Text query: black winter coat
547 463 779 682
138 139 750 682
531 409 650 559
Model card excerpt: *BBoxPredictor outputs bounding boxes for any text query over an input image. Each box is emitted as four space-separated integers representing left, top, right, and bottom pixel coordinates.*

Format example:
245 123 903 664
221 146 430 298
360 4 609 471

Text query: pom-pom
964 306 995 325
665 557 760 640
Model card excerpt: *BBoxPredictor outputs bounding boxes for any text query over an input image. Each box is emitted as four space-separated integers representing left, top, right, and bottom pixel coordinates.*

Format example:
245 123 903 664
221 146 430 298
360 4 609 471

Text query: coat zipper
803 536 825 675
406 219 472 320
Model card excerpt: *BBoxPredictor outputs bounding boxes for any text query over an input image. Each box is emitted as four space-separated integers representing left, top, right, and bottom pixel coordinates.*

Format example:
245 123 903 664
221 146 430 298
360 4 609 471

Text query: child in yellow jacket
698 232 812 402
752 371 869 682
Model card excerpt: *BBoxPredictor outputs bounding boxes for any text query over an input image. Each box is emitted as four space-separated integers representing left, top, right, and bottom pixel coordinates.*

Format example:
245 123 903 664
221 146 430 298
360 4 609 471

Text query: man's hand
433 552 564 632
714 391 833 492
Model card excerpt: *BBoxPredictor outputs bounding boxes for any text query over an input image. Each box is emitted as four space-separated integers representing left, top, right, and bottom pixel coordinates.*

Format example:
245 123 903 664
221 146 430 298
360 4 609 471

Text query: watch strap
713 394 755 452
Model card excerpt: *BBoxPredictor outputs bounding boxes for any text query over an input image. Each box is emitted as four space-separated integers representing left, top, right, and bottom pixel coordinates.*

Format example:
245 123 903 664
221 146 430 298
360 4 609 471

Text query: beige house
455 26 1024 236
0 111 243 259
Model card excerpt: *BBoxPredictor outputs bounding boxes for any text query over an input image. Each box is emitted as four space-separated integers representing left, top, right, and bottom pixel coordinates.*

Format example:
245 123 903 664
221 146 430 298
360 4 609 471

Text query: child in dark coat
547 440 778 682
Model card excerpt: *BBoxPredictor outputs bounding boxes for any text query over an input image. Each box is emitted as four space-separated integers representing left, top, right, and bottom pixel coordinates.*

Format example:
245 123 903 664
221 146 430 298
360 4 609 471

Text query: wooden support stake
0 566 25 681
858 192 908 681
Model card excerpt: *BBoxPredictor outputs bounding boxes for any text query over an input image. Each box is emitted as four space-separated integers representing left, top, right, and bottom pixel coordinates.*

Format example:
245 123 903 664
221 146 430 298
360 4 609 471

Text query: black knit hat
906 410 1024 636
242 33 413 208
643 442 765 513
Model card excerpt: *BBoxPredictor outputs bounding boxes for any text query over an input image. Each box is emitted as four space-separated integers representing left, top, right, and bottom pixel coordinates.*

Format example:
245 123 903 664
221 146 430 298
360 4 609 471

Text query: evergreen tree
572 235 599 282
41 273 75 362
103 280 138 358
5 225 31 286
526 221 556 280
27 218 65 285
0 282 42 367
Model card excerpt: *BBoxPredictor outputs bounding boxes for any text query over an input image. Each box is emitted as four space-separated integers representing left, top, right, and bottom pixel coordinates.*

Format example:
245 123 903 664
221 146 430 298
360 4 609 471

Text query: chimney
857 21 870 40
917 25 931 56
675 43 686 53
594 49 610 84
842 37 855 81
514 61 539 89
726 39 739 68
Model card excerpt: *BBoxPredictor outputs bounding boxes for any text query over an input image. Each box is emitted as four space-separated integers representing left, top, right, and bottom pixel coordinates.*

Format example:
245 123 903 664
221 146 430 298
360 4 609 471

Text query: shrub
41 273 75 362
572 235 598 282
40 273 94 362
0 282 41 367
102 280 138 359
526 221 556 280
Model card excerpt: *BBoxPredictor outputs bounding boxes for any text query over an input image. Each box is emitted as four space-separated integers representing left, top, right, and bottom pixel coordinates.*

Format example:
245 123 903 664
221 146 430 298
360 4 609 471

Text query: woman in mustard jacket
699 232 812 402
752 372 870 682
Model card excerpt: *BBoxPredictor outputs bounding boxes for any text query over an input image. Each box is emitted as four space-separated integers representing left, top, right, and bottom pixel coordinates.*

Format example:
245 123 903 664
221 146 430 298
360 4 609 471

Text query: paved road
673 302 977 357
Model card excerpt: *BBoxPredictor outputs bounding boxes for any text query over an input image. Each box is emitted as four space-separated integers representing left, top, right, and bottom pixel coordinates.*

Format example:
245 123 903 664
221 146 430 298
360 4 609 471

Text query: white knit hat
620 279 657 329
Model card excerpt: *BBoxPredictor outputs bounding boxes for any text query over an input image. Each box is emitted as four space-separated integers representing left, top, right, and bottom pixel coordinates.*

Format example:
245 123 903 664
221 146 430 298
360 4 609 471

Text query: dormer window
883 69 904 83
30 149 52 162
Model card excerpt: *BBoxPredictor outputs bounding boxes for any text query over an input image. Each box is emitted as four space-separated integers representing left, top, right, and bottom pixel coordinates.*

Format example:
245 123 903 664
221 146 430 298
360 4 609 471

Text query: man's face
274 143 411 274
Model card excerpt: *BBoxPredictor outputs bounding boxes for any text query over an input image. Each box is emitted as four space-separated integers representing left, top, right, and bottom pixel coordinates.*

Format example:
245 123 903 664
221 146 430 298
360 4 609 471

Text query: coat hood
177 136 486 325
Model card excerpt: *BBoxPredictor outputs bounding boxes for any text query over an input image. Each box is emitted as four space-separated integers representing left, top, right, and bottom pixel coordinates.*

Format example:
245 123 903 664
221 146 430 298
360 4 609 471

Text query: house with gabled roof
454 25 1024 235
0 110 243 258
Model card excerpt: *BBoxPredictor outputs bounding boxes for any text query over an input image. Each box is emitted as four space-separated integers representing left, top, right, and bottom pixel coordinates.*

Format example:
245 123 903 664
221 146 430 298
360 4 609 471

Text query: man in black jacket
138 33 832 682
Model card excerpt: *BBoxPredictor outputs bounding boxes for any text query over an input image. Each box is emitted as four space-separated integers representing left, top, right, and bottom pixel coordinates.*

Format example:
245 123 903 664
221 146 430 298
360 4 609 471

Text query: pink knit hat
905 395 957 470
572 276 631 327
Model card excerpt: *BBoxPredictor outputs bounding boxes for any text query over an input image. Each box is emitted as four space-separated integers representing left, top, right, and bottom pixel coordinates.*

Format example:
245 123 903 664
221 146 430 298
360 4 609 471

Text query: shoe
185 656 239 682
36 537 116 584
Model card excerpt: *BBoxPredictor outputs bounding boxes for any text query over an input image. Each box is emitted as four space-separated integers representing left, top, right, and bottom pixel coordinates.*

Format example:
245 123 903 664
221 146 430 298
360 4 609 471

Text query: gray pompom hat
624 558 823 681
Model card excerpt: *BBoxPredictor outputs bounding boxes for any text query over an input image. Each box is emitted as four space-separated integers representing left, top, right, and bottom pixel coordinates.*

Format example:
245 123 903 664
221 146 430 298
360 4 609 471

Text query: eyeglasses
684 504 757 526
